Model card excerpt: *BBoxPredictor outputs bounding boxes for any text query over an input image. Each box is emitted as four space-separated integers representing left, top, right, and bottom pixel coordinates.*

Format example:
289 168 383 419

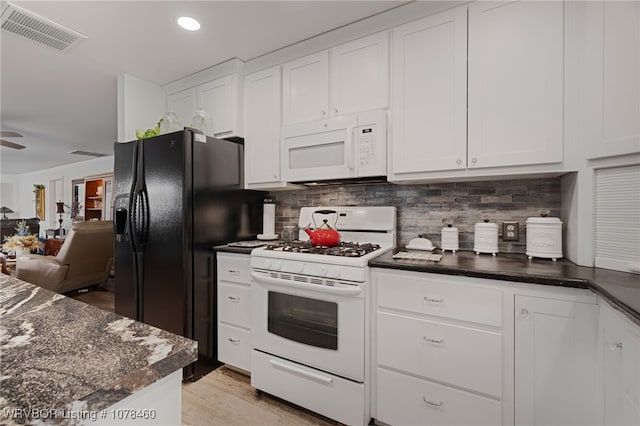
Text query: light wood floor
68 280 342 426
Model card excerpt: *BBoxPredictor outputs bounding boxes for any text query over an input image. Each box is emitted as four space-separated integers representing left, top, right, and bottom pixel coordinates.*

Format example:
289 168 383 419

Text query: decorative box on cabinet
599 300 640 426
216 252 252 372
514 293 599 426
282 32 389 127
372 269 505 426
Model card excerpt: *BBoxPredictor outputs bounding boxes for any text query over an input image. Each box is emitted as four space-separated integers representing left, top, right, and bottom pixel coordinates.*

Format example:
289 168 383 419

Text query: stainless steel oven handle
251 272 362 296
269 359 333 384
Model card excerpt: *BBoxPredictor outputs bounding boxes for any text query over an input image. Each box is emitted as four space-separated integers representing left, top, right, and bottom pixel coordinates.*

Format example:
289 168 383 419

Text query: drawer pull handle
228 269 240 275
423 337 444 344
424 297 444 303
228 296 240 302
521 308 529 316
423 397 444 408
228 338 240 344
610 342 623 350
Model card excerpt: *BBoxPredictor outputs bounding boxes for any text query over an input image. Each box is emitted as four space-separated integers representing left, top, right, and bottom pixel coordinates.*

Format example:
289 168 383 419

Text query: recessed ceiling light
177 16 200 31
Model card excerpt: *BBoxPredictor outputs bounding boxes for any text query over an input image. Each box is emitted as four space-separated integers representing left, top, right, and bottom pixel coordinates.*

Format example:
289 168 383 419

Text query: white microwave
281 109 387 184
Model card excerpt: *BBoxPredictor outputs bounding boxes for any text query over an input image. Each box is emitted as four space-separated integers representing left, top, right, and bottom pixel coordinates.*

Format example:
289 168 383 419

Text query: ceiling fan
0 131 26 150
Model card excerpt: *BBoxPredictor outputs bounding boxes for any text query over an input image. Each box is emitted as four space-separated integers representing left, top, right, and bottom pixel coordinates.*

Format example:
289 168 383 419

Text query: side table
44 238 65 256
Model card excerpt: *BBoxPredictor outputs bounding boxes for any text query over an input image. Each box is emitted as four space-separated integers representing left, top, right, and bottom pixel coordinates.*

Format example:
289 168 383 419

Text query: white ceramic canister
441 224 459 253
474 222 499 256
526 216 563 261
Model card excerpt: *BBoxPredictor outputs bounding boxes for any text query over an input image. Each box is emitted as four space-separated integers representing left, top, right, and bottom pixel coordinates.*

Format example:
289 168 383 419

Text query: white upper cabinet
166 88 197 129
390 6 467 177
197 74 243 138
282 51 330 125
282 32 390 126
586 1 640 159
331 31 389 117
244 66 284 187
468 1 564 169
166 74 243 138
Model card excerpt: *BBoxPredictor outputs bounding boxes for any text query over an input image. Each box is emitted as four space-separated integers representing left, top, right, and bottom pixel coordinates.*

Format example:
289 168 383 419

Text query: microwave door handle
346 128 355 173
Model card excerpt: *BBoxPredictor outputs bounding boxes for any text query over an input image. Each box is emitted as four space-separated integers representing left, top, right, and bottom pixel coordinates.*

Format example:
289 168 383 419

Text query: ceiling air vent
68 150 109 158
1 2 87 51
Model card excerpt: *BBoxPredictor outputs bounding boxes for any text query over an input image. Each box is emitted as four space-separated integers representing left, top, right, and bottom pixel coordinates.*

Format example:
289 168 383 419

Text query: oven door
251 270 365 382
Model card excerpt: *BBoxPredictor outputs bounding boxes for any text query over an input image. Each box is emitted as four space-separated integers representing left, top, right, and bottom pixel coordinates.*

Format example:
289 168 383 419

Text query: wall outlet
502 221 519 241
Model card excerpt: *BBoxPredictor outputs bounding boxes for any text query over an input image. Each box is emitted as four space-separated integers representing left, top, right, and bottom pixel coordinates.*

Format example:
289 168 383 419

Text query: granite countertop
0 276 197 425
370 250 640 326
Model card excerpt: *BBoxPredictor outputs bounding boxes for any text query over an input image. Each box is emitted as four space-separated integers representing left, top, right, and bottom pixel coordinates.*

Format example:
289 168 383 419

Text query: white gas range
250 206 396 425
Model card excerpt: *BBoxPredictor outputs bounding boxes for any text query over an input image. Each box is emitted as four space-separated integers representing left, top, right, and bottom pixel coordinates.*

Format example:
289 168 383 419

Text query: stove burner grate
264 241 381 257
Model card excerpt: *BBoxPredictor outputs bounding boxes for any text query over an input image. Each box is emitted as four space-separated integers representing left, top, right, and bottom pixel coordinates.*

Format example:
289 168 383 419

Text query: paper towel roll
258 202 278 240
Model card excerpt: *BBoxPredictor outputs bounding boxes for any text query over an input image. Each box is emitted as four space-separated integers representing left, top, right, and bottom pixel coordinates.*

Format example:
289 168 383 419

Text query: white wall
15 156 114 233
0 174 21 219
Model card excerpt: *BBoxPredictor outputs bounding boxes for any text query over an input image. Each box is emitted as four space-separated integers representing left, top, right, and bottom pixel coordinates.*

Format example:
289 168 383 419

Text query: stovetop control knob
272 260 282 271
292 263 304 273
327 268 340 278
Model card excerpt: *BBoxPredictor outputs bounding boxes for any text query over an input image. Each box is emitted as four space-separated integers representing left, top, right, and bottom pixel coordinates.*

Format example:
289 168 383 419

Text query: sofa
1 218 40 243
16 221 114 293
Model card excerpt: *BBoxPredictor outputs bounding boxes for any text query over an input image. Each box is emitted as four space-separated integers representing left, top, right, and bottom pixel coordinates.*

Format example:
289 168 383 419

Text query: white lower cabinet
376 368 501 426
372 270 506 426
600 300 640 426
216 252 251 371
372 268 608 426
514 294 599 426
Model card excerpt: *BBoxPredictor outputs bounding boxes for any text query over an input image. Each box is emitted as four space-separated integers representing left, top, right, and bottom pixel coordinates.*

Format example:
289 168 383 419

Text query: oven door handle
251 272 362 296
269 359 334 384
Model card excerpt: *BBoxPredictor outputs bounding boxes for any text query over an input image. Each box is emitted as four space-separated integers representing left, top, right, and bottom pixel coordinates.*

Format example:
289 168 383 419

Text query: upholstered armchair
16 221 114 293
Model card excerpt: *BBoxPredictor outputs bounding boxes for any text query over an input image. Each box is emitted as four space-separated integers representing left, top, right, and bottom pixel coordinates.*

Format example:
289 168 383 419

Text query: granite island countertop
370 250 640 326
0 276 197 425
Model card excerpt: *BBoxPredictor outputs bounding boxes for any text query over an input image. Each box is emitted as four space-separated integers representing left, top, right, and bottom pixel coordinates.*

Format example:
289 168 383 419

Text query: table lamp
56 202 65 230
0 206 13 219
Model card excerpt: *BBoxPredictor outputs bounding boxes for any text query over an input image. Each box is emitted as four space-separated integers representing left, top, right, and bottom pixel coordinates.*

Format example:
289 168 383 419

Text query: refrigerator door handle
131 189 150 248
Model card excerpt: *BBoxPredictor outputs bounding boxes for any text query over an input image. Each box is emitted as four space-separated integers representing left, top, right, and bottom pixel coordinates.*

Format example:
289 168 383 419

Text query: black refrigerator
113 129 265 380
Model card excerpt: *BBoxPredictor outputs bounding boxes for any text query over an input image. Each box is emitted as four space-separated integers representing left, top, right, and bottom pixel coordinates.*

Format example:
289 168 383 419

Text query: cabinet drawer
377 312 502 398
218 282 251 328
217 253 251 284
376 272 503 327
376 368 502 426
218 324 251 371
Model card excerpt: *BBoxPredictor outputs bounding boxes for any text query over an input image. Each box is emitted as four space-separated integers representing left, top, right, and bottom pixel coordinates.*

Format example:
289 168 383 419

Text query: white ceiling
0 0 410 175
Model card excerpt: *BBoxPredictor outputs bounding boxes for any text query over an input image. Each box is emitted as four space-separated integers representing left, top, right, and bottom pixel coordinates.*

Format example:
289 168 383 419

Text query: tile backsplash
271 178 561 253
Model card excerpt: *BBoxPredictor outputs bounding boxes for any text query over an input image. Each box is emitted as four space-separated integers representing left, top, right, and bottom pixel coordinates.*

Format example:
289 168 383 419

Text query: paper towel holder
257 198 279 240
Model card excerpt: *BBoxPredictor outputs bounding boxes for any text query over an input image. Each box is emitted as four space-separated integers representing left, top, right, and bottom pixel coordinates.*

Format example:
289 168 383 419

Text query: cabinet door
282 51 329 125
587 1 640 159
515 295 598 426
244 66 282 185
101 176 114 221
601 302 640 426
468 1 563 169
167 88 196 129
331 32 389 117
197 74 242 138
391 7 467 175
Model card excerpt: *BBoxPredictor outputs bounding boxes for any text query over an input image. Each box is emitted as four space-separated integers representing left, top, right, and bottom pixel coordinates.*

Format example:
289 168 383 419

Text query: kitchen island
0 275 197 425
370 249 640 325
